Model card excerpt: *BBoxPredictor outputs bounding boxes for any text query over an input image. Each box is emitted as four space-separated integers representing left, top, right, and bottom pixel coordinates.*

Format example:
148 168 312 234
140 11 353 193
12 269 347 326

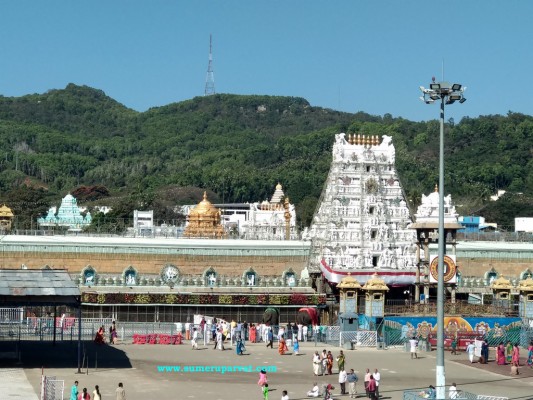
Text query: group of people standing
94 321 118 345
309 349 379 399
70 381 126 400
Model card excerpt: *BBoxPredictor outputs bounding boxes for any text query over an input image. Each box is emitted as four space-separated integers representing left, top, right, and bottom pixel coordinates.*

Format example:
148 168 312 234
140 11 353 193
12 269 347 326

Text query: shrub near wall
81 292 325 306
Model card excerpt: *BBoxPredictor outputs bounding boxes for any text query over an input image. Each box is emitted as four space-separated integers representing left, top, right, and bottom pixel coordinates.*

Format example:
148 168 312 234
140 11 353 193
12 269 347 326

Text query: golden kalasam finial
434 184 438 193
365 136 370 146
373 135 379 146
349 133 353 145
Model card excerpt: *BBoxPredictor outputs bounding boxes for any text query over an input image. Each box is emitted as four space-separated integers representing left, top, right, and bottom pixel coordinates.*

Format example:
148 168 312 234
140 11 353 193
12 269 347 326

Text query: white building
305 133 417 285
181 183 297 240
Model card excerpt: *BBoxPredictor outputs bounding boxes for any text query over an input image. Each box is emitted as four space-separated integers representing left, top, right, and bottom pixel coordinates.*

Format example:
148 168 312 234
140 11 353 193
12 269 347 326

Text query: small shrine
338 274 362 332
0 204 14 231
490 275 513 309
183 192 225 239
337 274 362 314
517 277 533 318
362 272 389 317
37 194 91 231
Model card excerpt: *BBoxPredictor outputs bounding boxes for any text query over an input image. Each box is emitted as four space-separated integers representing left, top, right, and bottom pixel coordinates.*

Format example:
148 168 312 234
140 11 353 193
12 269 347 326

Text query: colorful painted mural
384 316 522 346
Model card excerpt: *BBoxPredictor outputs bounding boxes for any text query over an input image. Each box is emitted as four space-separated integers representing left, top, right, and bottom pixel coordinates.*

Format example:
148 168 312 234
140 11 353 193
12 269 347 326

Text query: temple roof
0 204 14 218
516 277 533 292
362 273 389 291
337 274 362 289
189 192 219 217
490 275 513 290
270 183 285 204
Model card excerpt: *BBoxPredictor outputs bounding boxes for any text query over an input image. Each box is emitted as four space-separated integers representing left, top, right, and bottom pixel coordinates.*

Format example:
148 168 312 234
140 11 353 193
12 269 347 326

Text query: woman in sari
497 342 506 365
326 350 334 375
278 336 288 355
293 338 300 355
249 324 256 343
512 343 520 367
94 326 105 345
506 341 513 363
527 341 533 368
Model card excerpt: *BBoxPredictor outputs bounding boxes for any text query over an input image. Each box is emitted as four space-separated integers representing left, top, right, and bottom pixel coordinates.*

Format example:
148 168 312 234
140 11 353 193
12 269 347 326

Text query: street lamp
419 78 466 399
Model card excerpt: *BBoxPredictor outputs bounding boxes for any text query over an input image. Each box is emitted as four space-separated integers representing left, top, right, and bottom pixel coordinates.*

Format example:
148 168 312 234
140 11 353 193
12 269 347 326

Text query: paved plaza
2 339 533 400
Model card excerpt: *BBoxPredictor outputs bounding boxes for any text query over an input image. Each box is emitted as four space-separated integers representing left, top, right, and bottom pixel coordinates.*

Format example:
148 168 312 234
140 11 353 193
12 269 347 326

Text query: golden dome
189 192 219 217
338 274 362 290
362 273 389 291
0 204 14 217
491 274 513 290
517 277 533 292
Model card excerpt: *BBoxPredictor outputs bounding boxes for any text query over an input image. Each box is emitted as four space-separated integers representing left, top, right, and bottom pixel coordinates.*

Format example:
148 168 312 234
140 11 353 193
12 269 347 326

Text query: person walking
338 368 348 395
336 350 346 373
367 375 377 400
409 337 418 359
281 389 289 400
266 328 274 348
466 341 475 363
451 336 458 355
70 381 79 400
293 338 300 355
191 327 199 350
321 349 328 375
79 388 90 400
373 369 381 398
258 368 268 393
312 351 321 376
116 383 126 400
303 324 308 342
326 351 334 375
512 343 520 367
364 368 371 398
92 385 101 400
347 369 358 398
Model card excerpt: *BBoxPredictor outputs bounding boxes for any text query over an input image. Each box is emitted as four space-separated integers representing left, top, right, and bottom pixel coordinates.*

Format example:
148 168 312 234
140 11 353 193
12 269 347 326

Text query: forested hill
0 83 532 230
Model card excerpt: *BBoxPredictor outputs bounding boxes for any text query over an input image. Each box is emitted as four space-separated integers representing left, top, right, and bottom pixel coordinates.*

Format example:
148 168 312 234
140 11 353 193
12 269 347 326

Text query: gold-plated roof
0 204 14 218
362 272 389 291
491 275 513 290
189 192 219 217
517 277 533 292
337 274 362 290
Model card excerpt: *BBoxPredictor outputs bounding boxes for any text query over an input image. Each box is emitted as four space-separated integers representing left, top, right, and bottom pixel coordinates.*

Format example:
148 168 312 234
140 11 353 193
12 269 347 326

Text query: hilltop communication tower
204 34 215 96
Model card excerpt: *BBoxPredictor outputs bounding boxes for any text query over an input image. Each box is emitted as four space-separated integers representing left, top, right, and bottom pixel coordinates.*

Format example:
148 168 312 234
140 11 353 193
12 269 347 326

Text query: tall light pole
419 79 466 399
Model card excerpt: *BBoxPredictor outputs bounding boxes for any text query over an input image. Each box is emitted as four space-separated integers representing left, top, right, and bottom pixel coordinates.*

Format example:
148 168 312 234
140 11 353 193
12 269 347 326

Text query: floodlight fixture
449 93 462 101
418 77 466 400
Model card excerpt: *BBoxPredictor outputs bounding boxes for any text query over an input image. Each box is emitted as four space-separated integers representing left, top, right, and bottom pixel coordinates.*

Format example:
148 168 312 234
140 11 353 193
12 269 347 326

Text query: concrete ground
2 340 533 400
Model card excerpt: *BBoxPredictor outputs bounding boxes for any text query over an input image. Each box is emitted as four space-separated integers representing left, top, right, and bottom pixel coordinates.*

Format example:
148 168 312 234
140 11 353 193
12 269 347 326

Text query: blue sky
0 1 531 122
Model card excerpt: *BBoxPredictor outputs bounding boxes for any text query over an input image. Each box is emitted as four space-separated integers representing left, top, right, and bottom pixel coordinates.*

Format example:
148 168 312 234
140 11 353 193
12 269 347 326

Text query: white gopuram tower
305 133 417 286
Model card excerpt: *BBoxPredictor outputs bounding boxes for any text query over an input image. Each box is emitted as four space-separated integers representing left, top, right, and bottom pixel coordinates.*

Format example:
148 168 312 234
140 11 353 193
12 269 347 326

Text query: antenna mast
204 34 215 96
